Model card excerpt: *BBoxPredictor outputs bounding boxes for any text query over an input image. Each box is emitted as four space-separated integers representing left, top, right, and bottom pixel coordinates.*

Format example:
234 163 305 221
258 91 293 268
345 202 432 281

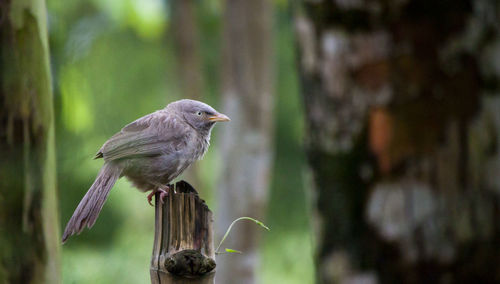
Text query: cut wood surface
150 181 215 284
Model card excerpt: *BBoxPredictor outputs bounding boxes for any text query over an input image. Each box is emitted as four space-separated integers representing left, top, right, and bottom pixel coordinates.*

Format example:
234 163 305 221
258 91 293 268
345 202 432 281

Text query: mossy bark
0 0 61 283
295 0 500 283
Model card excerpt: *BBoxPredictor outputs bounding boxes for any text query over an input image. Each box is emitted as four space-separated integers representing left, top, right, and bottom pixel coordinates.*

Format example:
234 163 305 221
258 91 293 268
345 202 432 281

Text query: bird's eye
197 111 202 116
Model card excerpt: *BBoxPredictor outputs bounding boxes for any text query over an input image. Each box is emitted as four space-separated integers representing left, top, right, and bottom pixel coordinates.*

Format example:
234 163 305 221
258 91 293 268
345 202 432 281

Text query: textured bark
0 0 61 283
150 181 215 284
217 0 274 283
170 0 204 190
295 0 500 283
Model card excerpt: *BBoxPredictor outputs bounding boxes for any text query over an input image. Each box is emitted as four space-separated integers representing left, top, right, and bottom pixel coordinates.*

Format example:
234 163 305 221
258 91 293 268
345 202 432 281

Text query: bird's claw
159 189 168 203
147 185 172 206
147 191 156 206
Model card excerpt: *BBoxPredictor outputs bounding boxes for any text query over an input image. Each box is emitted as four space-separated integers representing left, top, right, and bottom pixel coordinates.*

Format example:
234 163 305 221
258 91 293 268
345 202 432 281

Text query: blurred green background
47 0 312 283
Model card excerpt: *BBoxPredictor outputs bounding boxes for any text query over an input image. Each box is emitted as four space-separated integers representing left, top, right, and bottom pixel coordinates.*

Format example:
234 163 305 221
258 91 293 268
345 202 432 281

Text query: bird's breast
185 132 210 161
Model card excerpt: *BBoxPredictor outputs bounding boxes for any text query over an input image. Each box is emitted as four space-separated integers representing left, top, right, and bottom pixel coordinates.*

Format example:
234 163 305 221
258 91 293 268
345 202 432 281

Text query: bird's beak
208 113 231 122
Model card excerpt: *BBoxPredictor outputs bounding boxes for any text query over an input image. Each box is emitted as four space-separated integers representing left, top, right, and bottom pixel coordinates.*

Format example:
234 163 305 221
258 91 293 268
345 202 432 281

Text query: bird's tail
62 163 122 243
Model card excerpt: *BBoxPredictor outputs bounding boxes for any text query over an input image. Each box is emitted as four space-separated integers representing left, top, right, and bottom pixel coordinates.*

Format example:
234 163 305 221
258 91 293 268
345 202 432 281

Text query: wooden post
150 181 216 284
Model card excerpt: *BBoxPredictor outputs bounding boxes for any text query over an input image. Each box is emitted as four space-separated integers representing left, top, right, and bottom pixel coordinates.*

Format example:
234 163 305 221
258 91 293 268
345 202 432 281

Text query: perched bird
62 99 230 243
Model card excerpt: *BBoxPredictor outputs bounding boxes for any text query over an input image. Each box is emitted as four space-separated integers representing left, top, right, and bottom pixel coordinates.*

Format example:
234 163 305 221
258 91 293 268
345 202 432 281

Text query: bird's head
169 99 230 134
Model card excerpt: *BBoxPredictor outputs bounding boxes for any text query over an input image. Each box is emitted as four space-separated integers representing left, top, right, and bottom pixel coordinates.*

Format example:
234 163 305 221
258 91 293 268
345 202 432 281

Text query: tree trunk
217 0 274 283
170 0 204 190
170 0 204 101
294 0 500 283
0 0 61 283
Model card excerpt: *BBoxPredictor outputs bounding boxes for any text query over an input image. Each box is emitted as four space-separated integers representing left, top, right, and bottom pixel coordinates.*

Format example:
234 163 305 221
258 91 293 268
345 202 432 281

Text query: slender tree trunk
170 0 204 101
217 0 274 283
0 0 61 283
295 0 500 283
170 0 204 190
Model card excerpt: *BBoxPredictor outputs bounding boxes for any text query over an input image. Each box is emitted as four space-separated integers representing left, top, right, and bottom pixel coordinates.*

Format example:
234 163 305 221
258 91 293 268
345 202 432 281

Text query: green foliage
60 66 94 133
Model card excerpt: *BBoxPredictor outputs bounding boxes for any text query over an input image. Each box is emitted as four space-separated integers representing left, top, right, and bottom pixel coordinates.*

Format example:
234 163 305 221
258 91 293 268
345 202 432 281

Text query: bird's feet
147 191 156 206
147 185 171 206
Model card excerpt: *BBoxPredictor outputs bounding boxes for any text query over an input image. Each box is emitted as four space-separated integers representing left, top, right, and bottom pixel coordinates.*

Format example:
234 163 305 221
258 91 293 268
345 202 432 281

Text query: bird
62 99 230 243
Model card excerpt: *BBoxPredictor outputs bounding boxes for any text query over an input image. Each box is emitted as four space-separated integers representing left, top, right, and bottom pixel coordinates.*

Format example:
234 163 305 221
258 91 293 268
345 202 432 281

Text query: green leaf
251 219 270 231
225 248 243 254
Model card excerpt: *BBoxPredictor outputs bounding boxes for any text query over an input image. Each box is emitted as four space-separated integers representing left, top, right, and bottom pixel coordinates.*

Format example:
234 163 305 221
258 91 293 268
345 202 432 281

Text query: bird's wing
96 111 190 161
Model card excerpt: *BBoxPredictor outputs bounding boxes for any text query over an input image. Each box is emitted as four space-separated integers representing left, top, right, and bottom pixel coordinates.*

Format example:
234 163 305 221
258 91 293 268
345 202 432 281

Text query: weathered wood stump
150 181 216 284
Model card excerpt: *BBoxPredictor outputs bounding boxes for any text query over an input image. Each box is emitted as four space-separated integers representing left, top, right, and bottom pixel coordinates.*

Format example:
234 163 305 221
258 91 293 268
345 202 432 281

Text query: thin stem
215 217 270 254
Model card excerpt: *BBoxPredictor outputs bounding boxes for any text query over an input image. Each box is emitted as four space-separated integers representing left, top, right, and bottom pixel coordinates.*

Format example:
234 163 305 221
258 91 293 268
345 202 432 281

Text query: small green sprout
215 217 270 255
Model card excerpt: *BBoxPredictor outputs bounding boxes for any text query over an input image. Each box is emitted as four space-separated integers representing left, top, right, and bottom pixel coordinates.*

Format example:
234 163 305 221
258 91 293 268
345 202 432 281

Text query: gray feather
62 163 122 243
99 111 189 161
